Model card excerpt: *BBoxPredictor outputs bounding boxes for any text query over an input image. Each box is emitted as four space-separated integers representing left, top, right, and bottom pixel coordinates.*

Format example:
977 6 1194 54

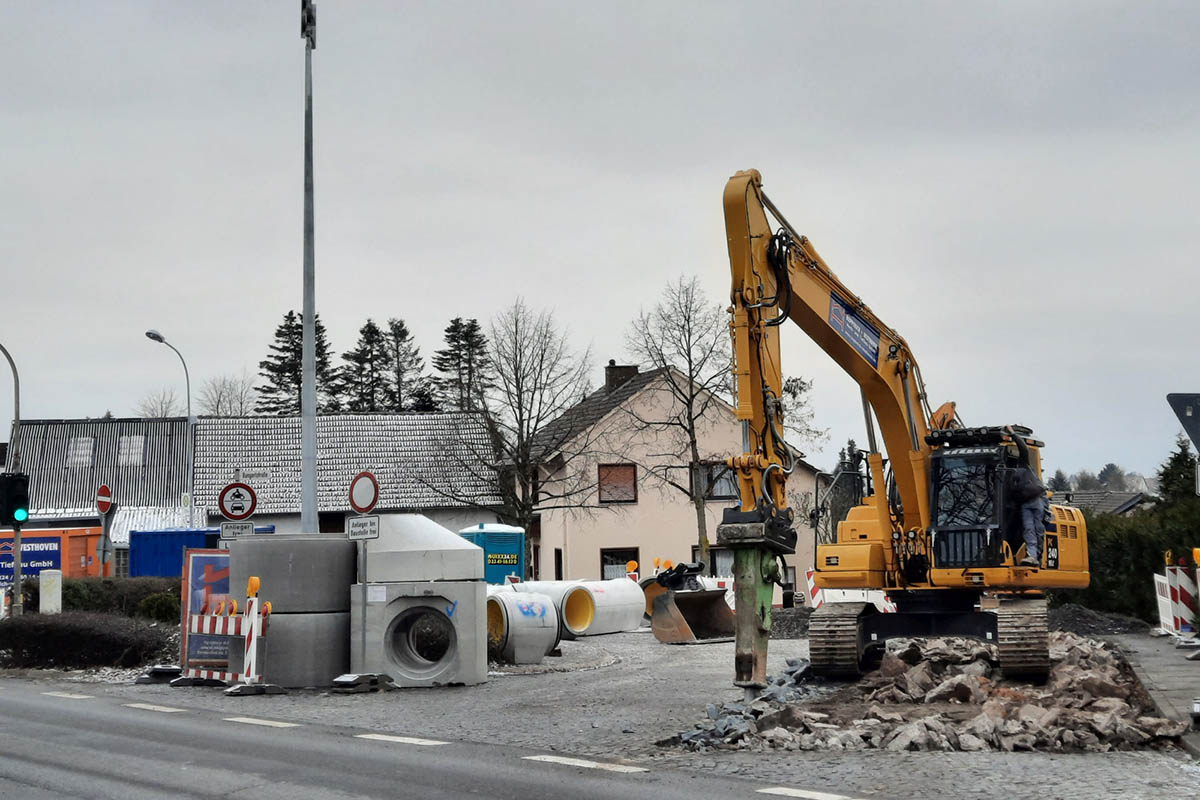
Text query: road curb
1110 638 1199 760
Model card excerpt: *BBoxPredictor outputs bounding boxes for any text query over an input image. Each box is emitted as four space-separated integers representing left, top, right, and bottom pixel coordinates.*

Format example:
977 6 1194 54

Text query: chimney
605 359 639 393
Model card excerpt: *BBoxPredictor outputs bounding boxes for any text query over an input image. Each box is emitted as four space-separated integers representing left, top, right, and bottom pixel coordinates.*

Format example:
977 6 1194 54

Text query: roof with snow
193 413 502 515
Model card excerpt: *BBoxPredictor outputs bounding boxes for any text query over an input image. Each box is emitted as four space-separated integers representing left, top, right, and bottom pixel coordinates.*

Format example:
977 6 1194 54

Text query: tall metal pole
1 342 23 616
163 340 195 528
300 2 318 533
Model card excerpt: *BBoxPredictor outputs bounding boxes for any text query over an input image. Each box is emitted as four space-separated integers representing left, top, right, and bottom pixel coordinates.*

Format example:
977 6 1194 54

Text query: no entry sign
96 484 113 516
218 482 257 521
349 471 379 515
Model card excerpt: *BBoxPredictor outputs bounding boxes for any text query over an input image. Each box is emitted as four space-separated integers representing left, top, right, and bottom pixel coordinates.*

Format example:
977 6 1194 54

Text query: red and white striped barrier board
1165 566 1198 636
182 583 269 686
805 568 896 613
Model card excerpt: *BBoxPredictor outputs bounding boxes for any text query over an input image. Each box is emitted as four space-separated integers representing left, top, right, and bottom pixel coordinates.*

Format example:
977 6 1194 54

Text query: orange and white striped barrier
805 569 897 613
1165 564 1198 637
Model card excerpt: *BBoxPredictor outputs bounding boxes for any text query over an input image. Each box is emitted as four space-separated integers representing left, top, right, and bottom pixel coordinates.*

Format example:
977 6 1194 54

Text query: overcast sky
2 1 1197 478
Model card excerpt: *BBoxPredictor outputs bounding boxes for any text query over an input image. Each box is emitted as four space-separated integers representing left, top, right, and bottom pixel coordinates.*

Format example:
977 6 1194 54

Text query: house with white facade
532 362 820 587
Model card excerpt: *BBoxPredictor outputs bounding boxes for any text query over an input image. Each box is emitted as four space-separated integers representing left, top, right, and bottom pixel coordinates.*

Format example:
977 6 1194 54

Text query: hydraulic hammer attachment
717 520 792 691
649 562 736 644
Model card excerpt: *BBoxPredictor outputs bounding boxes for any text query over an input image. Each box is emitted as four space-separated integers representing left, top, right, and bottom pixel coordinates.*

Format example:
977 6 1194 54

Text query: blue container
459 523 525 584
129 527 275 577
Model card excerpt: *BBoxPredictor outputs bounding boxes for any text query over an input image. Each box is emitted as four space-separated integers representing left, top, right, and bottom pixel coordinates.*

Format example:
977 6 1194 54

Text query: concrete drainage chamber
228 534 355 688
352 514 487 687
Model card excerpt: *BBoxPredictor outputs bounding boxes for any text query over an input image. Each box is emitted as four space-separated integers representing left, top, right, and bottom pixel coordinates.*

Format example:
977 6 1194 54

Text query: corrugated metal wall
5 418 192 513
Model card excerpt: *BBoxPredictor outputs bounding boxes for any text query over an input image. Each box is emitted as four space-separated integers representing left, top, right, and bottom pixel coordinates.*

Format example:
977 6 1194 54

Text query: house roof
1050 490 1146 515
5 418 192 513
532 368 668 460
193 413 502 515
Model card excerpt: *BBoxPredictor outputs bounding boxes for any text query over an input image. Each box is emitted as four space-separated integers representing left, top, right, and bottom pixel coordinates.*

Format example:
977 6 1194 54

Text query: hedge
0 612 174 668
62 577 182 619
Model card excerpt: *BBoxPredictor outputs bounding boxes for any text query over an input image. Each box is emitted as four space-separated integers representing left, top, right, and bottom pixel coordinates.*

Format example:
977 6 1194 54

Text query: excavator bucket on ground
651 589 736 644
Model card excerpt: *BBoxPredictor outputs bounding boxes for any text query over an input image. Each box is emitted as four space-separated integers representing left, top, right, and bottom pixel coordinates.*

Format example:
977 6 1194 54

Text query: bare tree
623 275 733 569
420 299 600 573
198 371 257 416
136 387 183 418
781 375 829 448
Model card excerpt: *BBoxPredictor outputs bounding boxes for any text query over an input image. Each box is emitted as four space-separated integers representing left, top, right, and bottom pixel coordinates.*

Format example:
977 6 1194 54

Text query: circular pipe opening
387 606 457 679
561 587 595 635
486 596 507 656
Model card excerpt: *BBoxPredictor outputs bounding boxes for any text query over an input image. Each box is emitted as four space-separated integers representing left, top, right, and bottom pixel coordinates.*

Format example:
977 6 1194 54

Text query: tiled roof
193 414 502 515
5 418 192 513
1051 490 1146 515
532 368 668 460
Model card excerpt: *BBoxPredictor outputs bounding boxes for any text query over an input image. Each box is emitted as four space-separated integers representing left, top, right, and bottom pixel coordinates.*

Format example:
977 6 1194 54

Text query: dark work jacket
1009 434 1046 503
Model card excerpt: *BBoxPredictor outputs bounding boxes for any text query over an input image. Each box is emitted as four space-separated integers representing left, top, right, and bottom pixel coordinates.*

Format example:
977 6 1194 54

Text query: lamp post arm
0 341 19 471
163 340 192 422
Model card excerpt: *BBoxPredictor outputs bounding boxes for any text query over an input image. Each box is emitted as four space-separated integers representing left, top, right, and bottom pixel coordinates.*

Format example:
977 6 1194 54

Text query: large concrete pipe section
514 580 594 637
575 579 646 636
228 534 355 687
486 591 559 664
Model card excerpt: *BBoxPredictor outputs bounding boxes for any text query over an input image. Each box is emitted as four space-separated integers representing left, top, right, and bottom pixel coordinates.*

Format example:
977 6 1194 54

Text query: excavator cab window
930 448 1005 568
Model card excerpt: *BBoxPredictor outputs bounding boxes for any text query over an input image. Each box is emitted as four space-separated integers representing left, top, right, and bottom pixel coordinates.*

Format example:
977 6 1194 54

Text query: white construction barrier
805 569 896 613
1154 574 1176 635
1166 565 1198 637
177 578 271 687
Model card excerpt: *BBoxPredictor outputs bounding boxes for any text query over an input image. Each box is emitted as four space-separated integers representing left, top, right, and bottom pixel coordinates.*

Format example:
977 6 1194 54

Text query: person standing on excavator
1005 425 1047 566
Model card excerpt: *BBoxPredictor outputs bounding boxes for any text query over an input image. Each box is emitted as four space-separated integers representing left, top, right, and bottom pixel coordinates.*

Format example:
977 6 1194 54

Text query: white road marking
758 788 864 800
521 755 648 773
355 734 448 746
124 703 186 713
41 692 93 699
223 716 300 728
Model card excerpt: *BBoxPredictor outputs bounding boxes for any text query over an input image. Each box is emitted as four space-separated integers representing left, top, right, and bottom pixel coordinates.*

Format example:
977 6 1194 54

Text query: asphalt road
0 682 818 800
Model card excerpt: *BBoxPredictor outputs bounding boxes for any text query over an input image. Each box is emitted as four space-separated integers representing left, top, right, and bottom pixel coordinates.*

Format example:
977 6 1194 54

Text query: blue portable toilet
458 523 525 584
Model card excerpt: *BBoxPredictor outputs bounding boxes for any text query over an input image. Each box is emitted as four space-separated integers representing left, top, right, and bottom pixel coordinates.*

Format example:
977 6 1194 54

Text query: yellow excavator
715 169 1089 691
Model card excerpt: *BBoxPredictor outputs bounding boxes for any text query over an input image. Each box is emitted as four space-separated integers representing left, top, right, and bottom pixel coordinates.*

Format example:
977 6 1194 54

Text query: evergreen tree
1047 469 1071 492
1156 434 1196 503
382 318 429 411
1097 462 1129 491
431 317 491 411
1071 469 1102 490
256 310 339 415
339 319 392 413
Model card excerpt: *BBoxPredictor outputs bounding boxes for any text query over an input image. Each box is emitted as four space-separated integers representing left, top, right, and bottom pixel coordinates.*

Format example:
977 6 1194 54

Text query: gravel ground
1049 603 1150 636
8 631 1199 799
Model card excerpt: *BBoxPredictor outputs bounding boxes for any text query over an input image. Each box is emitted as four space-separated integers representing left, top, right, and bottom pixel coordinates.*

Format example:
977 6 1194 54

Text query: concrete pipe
229 534 356 613
575 579 646 636
513 581 594 638
486 591 559 664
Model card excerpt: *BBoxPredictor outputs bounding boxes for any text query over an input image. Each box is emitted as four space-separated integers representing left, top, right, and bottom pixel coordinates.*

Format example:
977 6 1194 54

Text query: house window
554 548 563 580
600 547 639 580
118 434 145 467
692 545 735 577
698 463 739 500
114 548 130 578
598 464 637 504
67 437 94 467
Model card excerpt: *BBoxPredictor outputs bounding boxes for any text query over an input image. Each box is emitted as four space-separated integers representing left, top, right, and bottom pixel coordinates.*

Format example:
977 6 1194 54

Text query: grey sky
2 1 1197 479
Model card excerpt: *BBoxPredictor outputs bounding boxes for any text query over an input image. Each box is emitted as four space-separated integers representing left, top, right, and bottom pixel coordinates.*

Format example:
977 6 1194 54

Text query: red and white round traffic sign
218 482 257 521
96 484 113 515
349 471 379 515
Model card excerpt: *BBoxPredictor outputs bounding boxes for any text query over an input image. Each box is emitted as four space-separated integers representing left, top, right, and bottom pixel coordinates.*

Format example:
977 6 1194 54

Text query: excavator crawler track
808 602 869 679
995 597 1050 680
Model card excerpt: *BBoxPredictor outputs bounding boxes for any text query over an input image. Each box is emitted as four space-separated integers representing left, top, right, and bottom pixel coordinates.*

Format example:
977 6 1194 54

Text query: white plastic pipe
575 579 646 636
513 580 594 637
486 591 560 664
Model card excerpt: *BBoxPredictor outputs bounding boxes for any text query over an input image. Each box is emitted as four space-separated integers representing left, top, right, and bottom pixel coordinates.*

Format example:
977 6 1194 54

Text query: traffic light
0 473 30 526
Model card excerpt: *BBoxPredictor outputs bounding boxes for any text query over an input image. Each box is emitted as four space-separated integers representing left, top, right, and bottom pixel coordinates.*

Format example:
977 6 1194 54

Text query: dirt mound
671 633 1186 753
1049 603 1149 636
769 606 813 639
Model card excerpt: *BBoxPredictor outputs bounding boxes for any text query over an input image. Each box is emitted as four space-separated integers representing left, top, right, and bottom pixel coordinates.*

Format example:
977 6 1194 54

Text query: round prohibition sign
96 484 113 515
218 482 257 521
349 471 379 514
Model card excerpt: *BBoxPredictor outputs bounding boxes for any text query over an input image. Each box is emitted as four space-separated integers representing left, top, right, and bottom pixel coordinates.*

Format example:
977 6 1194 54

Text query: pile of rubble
1048 602 1149 636
672 632 1189 753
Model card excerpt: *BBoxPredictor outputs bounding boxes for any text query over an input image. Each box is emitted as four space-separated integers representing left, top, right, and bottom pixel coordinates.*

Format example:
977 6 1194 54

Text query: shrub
61 577 181 618
137 592 181 624
0 612 174 668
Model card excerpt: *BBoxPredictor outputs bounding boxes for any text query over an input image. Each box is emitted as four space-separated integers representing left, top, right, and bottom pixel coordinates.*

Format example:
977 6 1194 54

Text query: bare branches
198 371 257 416
136 387 183 418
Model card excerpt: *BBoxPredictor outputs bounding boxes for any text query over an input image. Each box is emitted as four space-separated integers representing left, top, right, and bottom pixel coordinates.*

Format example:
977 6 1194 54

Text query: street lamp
144 329 192 424
146 329 195 528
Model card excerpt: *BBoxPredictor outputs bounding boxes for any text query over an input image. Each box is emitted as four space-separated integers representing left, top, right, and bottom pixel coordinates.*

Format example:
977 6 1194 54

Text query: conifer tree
1048 469 1071 492
256 310 339 415
383 318 430 412
339 319 392 413
431 317 491 411
1156 434 1196 503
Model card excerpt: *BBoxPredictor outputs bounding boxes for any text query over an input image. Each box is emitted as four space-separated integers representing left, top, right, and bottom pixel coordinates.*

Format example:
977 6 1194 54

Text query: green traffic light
13 508 27 523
